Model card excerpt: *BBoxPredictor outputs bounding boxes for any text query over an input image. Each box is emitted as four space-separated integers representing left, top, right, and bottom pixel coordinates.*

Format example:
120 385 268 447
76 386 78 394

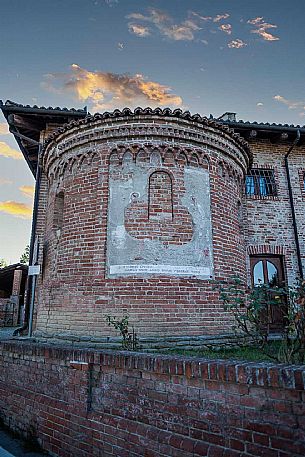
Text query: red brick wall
245 140 305 285
0 342 304 457
34 114 249 339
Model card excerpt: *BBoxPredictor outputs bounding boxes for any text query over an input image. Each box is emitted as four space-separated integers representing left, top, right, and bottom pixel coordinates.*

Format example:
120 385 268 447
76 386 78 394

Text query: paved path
0 447 14 457
0 427 48 457
0 327 19 340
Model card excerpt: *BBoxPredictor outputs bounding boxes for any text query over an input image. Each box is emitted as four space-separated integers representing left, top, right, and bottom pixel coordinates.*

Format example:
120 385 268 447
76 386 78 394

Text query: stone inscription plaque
109 264 211 277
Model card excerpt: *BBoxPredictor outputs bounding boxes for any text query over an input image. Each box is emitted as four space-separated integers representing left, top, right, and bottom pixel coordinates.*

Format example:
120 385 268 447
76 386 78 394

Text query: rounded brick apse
36 108 252 342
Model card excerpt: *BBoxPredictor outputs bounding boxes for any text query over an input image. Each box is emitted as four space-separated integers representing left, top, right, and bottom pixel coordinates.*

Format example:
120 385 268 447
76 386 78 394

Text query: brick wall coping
1 340 304 391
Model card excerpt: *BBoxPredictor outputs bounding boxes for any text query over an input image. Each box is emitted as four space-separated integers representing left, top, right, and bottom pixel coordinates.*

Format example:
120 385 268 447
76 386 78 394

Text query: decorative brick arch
124 167 193 245
247 245 287 256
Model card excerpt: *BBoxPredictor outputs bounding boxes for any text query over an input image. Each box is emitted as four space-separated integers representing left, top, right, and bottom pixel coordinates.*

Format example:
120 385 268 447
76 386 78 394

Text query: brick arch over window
247 245 287 256
148 171 173 220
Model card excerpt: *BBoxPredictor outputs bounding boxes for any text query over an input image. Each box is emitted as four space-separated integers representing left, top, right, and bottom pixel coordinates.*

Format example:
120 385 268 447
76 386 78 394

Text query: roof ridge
0 99 86 113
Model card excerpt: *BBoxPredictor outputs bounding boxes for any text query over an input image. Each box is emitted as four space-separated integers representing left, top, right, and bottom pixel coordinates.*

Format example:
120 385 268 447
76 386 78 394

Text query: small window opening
246 169 277 197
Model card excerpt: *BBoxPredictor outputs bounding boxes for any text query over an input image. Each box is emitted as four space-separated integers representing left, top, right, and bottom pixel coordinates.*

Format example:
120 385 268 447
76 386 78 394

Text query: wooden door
250 256 287 332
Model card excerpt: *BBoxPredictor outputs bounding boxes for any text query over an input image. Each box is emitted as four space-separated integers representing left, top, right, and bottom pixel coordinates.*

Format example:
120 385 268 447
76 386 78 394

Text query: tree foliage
20 245 30 265
0 258 8 268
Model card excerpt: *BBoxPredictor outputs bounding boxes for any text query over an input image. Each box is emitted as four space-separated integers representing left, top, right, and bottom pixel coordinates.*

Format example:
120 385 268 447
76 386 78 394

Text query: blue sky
1 0 305 263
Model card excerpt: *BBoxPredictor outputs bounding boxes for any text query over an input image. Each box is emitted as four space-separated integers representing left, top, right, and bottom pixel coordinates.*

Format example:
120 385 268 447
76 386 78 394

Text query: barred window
245 169 277 197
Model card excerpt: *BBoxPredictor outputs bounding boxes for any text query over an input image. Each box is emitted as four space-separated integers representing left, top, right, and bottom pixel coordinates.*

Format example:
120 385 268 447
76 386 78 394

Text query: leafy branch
106 314 140 351
215 276 305 364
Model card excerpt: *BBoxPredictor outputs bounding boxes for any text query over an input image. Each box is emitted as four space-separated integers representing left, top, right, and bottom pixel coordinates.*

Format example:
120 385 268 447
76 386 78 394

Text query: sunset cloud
219 24 232 35
0 123 9 135
102 0 118 6
19 185 35 198
0 178 12 185
0 142 23 160
126 9 279 48
228 39 247 49
213 14 230 23
0 201 32 219
127 8 202 41
248 17 279 41
273 95 305 110
190 12 212 22
43 64 182 111
128 23 151 37
128 13 150 21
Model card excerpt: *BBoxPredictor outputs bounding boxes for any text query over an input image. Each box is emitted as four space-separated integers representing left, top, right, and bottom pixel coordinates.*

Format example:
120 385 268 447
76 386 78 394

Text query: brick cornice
41 108 252 176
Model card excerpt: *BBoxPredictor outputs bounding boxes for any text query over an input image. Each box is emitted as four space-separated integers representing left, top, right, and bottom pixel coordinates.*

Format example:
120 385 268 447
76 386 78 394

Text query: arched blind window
148 171 173 220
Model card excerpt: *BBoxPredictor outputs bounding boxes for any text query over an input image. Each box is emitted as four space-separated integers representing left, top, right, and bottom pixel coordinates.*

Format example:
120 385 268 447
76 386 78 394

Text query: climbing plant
106 314 140 351
215 276 305 364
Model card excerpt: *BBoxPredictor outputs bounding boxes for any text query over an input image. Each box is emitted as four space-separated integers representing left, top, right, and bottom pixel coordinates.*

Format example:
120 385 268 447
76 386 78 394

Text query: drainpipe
284 129 303 279
13 143 42 335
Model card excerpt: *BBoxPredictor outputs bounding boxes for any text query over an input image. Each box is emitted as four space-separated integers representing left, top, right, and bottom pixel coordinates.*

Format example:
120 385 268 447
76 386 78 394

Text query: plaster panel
106 161 214 279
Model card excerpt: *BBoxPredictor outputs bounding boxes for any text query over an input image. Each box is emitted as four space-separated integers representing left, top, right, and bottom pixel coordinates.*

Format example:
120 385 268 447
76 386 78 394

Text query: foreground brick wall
0 341 304 457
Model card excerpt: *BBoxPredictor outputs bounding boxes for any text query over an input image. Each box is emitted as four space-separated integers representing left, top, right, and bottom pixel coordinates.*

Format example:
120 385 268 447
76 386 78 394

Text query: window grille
245 169 277 197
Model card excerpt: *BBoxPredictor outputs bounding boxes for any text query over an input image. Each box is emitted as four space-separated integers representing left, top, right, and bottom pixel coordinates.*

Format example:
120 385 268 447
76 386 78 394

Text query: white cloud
248 17 279 41
228 39 247 49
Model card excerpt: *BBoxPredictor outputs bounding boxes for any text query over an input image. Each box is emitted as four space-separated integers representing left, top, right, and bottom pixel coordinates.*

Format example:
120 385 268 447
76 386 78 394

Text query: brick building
1 100 304 344
0 263 28 327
